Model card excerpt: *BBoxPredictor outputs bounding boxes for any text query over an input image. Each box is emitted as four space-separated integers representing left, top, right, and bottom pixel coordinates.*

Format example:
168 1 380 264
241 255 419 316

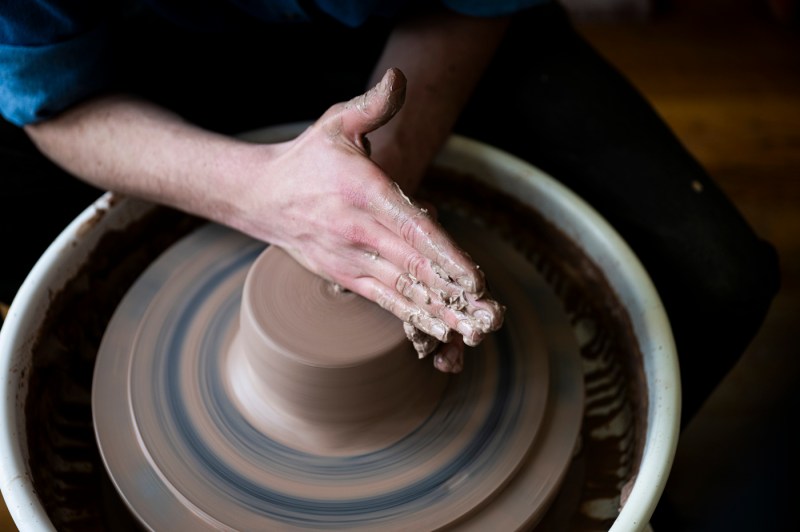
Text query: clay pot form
227 246 448 455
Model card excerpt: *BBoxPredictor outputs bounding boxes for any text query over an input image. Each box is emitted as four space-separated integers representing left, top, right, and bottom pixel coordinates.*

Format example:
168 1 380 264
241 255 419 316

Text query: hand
232 69 505 371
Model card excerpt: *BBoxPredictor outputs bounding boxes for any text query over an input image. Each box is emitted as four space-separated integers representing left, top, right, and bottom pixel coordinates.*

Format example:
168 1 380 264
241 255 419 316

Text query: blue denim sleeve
0 1 112 127
442 0 550 17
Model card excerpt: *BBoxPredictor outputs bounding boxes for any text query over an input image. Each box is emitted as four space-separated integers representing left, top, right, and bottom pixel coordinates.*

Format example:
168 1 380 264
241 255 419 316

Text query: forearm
368 9 509 191
23 71 504 368
24 94 266 232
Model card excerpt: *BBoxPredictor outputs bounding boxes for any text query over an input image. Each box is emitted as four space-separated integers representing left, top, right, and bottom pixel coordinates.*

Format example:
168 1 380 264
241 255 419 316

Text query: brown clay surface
229 245 449 454
23 169 643 530
91 213 582 530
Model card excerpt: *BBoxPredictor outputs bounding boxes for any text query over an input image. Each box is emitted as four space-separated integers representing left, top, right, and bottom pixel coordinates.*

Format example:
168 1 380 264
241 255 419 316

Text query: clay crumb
393 182 414 206
430 261 453 283
403 322 439 358
328 282 346 295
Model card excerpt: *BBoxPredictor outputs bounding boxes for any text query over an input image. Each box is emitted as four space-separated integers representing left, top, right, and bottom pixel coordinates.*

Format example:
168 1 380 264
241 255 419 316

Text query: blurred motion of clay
228 245 449 454
91 212 585 530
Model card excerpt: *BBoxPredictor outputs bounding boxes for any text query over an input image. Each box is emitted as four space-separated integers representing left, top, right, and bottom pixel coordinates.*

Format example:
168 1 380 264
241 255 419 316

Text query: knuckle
398 215 419 246
339 224 370 248
395 272 414 297
374 287 413 322
340 183 370 210
403 253 427 280
374 288 395 313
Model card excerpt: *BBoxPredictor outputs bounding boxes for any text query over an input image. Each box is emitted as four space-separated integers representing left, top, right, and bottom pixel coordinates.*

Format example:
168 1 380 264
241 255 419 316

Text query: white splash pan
0 124 679 531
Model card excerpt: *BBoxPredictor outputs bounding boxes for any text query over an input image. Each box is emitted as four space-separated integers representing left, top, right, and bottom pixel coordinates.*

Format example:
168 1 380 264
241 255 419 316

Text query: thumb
338 68 406 147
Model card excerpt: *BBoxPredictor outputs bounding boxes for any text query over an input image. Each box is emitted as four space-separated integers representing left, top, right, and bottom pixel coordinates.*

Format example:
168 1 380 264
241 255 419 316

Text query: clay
24 169 647 531
403 321 439 358
24 206 202 530
91 218 578 530
228 245 448 454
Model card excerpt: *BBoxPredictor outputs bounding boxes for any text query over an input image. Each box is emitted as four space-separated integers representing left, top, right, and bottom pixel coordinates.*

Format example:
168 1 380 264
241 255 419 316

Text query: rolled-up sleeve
0 3 112 126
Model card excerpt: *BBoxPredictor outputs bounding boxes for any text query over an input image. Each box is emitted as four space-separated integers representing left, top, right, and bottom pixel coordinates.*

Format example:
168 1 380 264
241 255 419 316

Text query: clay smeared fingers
338 68 407 140
403 324 465 378
403 322 440 359
374 239 465 296
369 182 485 296
347 277 454 343
362 257 486 346
364 234 505 333
441 307 485 347
400 276 485 346
463 291 506 333
320 68 407 147
359 224 489 301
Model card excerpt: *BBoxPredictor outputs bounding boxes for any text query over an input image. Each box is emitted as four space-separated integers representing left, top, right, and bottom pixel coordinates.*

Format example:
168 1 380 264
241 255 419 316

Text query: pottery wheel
92 211 585 530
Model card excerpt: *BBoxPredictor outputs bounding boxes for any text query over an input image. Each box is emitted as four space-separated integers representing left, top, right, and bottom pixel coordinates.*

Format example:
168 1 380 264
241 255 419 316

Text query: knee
663 234 780 425
699 236 780 322
661 231 780 358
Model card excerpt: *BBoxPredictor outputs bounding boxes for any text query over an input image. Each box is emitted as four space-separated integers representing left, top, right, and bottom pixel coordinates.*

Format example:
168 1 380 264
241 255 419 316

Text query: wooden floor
2 1 798 530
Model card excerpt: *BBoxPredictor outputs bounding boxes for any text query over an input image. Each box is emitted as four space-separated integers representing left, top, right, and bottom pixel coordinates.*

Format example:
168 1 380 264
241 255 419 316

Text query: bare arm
23 74 503 371
23 10 508 372
25 95 261 230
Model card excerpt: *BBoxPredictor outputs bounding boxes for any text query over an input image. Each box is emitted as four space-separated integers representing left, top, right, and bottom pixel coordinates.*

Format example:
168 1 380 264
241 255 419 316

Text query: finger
468 293 506 333
347 276 454 343
365 217 457 294
373 238 502 326
317 211 495 343
363 255 486 346
339 68 407 143
348 217 503 336
416 199 438 220
403 322 440 359
371 181 486 296
394 272 485 346
433 338 465 374
360 223 504 332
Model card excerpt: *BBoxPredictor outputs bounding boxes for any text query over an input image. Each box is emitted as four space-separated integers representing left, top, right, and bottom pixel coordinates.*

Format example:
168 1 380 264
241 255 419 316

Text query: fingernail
457 272 485 295
457 276 476 293
456 320 476 342
430 320 450 342
382 68 396 91
474 309 494 331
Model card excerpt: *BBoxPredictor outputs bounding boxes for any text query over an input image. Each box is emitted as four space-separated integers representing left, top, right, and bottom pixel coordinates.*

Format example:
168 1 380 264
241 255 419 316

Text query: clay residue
230 246 448 454
421 168 648 529
403 322 439 358
24 206 201 531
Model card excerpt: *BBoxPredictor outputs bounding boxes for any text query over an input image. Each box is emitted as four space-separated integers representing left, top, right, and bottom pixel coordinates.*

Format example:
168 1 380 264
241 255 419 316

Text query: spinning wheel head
91 218 584 531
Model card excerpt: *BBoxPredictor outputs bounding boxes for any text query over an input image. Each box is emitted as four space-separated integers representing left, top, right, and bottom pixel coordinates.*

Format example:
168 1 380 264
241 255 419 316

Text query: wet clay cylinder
226 246 449 455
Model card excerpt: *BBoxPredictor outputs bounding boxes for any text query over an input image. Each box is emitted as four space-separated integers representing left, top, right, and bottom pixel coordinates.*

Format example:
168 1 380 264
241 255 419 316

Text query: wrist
212 140 284 239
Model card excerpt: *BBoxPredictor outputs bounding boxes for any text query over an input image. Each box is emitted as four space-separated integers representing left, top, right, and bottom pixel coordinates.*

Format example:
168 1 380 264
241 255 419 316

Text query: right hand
231 68 505 370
